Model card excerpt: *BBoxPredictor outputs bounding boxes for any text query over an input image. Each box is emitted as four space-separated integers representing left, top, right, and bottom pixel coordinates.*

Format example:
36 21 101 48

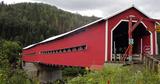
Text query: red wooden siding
22 21 106 67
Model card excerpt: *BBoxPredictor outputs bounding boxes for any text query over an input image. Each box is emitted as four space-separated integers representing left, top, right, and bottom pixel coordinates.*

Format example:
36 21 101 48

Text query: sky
1 0 160 19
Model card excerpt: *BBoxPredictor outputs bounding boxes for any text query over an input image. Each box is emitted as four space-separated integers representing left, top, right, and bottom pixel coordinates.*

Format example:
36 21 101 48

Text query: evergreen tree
0 2 98 47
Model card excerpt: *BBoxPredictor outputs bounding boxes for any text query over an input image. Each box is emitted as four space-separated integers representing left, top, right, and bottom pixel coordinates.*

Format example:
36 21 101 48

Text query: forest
0 2 98 47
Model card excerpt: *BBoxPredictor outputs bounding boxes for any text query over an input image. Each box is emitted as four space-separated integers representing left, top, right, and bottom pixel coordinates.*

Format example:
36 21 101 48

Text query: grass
67 63 160 84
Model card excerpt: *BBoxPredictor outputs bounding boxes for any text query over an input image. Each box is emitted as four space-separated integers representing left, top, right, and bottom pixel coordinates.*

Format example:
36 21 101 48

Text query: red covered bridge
22 6 160 69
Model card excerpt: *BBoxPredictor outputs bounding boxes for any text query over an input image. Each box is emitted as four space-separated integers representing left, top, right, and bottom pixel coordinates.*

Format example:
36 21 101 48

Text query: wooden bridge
22 6 160 83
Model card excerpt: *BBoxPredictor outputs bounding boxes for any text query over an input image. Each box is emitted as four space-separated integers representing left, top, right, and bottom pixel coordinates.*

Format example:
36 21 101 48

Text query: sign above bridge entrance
156 25 160 32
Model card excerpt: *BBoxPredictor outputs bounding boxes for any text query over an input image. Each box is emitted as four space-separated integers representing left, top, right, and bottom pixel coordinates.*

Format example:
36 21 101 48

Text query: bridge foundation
38 65 62 83
36 64 62 83
23 62 62 83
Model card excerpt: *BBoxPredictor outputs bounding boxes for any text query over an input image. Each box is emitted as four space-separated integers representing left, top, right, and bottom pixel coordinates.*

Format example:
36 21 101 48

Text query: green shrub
63 67 87 77
68 64 160 84
0 40 39 84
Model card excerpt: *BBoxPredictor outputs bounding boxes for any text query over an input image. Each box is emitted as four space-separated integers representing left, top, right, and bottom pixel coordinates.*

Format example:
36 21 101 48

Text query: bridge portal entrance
112 21 151 61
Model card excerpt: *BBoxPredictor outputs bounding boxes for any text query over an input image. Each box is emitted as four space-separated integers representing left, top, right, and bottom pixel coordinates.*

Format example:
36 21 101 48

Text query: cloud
1 0 160 18
32 0 160 19
33 0 130 10
32 0 132 17
135 0 160 19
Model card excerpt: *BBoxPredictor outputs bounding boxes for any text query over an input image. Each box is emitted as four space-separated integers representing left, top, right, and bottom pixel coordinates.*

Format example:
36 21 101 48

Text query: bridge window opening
49 51 51 54
51 50 54 54
50 51 53 54
44 51 46 54
82 45 87 50
24 52 36 56
59 49 63 53
54 50 58 53
61 49 64 53
57 50 60 53
68 48 71 52
72 48 77 51
65 48 68 52
63 49 66 52
76 47 79 51
112 21 150 55
48 51 50 54
45 51 48 54
70 48 73 52
40 45 87 55
78 47 83 51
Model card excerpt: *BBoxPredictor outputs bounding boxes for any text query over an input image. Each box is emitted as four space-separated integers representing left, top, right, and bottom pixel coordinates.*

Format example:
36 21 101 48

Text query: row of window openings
24 52 36 56
40 45 87 54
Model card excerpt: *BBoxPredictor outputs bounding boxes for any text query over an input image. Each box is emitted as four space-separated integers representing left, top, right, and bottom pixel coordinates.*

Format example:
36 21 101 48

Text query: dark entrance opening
112 21 150 55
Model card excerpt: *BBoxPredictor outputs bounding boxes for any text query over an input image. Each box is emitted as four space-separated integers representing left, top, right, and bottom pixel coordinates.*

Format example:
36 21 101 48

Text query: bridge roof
23 6 153 50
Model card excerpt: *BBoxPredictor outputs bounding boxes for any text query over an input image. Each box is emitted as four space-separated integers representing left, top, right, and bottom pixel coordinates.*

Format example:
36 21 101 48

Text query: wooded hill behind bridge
0 2 98 47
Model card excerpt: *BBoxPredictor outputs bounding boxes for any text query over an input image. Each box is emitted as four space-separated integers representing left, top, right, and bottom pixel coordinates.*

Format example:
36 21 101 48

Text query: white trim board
155 23 158 55
105 20 108 61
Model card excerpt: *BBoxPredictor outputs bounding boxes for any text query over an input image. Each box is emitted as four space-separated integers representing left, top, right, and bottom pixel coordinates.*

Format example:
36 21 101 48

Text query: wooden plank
144 55 160 73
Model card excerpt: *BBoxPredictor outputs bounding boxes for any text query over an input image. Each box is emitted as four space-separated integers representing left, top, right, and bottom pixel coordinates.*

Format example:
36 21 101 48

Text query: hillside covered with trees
0 2 98 47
